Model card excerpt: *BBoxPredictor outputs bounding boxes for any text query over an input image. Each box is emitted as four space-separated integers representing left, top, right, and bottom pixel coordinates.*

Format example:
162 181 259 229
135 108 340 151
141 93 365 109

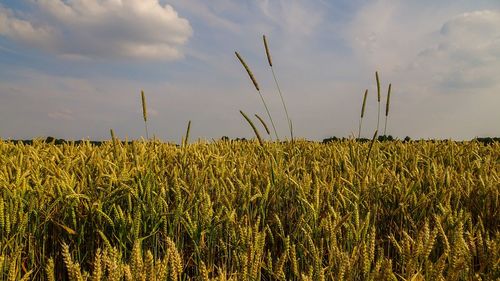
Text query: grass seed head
235 51 260 91
376 71 381 102
385 84 392 116
263 35 273 67
240 110 264 146
361 89 368 118
254 114 271 135
141 90 147 122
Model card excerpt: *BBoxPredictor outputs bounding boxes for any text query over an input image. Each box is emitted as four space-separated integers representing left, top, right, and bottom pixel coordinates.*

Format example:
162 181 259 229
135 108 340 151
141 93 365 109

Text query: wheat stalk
240 110 263 146
141 90 149 140
358 89 368 139
235 51 279 140
384 83 392 136
263 35 293 141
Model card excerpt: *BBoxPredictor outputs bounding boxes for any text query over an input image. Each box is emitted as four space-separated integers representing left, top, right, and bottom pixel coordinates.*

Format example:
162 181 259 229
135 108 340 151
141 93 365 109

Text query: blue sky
1 0 499 142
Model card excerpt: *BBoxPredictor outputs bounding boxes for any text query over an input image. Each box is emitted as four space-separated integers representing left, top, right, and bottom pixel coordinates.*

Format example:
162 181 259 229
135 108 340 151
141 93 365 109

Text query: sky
0 0 499 142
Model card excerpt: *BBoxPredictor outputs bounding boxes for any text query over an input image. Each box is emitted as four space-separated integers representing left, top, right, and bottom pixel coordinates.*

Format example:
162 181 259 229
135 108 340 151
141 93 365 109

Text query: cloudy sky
1 0 499 142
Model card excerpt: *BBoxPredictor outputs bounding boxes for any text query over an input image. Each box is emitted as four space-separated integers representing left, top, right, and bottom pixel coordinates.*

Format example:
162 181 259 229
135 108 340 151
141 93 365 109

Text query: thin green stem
144 121 149 140
258 90 279 141
271 67 292 141
358 118 363 139
384 118 388 136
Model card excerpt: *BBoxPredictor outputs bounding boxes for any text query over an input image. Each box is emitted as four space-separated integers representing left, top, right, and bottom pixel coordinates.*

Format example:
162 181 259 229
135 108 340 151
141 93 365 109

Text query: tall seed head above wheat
141 90 149 139
235 51 279 140
263 34 293 142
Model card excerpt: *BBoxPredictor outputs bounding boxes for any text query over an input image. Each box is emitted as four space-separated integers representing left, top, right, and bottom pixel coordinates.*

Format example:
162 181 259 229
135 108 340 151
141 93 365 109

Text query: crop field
0 139 499 280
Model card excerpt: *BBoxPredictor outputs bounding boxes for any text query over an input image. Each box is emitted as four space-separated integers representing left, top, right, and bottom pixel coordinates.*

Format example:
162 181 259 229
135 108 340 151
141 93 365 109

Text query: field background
0 139 499 280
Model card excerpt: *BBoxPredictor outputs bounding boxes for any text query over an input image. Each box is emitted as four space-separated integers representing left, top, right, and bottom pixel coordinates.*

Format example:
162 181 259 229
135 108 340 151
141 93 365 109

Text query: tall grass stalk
358 89 368 139
183 120 191 147
110 129 117 159
365 130 378 169
240 110 263 146
141 90 149 140
235 51 279 141
384 84 392 136
263 35 293 141
376 72 381 133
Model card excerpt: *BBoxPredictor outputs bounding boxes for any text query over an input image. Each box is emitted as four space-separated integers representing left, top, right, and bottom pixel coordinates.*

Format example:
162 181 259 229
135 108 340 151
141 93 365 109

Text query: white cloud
347 3 500 89
0 6 57 49
0 1 192 60
256 0 324 37
344 2 500 139
413 10 500 90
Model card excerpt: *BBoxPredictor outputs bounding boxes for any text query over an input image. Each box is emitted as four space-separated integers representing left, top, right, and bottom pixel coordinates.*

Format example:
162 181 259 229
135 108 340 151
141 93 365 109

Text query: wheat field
0 139 499 280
